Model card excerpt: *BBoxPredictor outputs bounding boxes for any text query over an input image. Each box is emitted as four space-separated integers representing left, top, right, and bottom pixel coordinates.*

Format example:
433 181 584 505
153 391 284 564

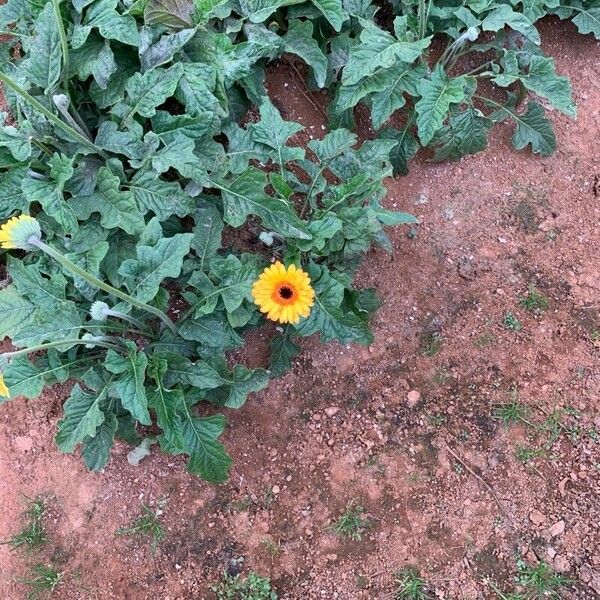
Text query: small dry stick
285 59 328 119
446 446 514 527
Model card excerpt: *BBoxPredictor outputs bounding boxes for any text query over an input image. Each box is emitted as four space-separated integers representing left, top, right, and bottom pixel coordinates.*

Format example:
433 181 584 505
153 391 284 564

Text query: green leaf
184 271 220 316
204 363 269 408
571 4 600 38
0 286 35 340
208 254 260 312
295 213 343 251
493 51 575 116
147 360 185 451
491 97 556 155
113 63 184 123
269 327 300 377
179 409 232 483
191 199 223 272
8 258 67 308
77 0 140 47
295 263 373 345
432 107 493 161
176 63 223 117
3 354 81 401
216 168 311 240
0 115 32 161
144 0 194 29
481 5 540 43
370 198 418 226
310 0 348 31
56 384 106 453
521 55 576 117
11 304 82 348
415 66 468 145
119 229 193 302
82 411 117 471
168 354 268 407
0 0 49 28
102 230 137 288
70 34 118 89
129 170 196 221
239 0 300 22
0 166 30 219
518 0 560 22
283 20 328 88
21 3 61 93
151 134 211 185
194 0 229 23
379 126 420 176
308 128 357 162
65 241 110 300
95 121 147 160
22 155 78 233
152 110 216 144
72 167 145 235
105 346 151 425
342 20 431 86
223 121 269 174
140 27 197 71
250 100 305 165
177 313 243 351
370 64 426 129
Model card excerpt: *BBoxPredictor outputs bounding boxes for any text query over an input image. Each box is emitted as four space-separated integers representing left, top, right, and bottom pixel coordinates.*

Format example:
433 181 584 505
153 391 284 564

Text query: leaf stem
30 138 53 156
301 163 327 218
464 60 494 77
31 239 178 335
2 338 121 358
51 0 70 98
473 94 505 113
0 72 108 158
418 0 431 40
0 30 30 37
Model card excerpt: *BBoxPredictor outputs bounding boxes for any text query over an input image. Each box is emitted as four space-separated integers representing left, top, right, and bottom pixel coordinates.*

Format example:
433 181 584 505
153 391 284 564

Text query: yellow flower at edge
252 261 315 325
0 373 10 398
0 214 41 250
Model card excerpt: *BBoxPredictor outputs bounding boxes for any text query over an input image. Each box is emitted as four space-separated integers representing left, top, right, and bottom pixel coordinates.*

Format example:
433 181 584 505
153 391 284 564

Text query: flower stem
418 0 431 40
106 309 153 336
2 338 121 358
31 239 178 335
0 72 107 158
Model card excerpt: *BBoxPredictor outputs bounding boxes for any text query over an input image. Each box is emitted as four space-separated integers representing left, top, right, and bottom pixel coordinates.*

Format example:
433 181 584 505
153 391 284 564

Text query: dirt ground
1 18 599 600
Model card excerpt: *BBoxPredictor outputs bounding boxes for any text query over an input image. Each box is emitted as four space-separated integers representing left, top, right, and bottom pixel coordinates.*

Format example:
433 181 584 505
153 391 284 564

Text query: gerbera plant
0 0 593 481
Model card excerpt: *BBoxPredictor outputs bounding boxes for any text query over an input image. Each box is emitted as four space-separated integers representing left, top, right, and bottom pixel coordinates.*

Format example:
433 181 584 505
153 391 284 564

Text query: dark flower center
279 285 294 299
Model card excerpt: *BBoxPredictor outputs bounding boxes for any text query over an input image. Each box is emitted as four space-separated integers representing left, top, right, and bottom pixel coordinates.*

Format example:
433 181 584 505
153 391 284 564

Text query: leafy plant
493 401 529 426
394 567 431 599
516 558 570 599
0 0 595 483
519 285 550 314
213 571 278 600
503 311 523 331
19 563 64 599
116 503 166 554
419 331 442 357
328 500 371 541
514 443 545 464
2 497 47 551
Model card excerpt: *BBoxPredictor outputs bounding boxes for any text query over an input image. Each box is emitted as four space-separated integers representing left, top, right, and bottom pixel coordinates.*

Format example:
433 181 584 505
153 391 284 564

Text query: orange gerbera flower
252 262 315 324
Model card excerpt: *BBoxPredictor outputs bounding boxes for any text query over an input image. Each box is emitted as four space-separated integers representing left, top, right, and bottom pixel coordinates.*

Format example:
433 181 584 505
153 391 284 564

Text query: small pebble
407 390 421 407
529 510 546 526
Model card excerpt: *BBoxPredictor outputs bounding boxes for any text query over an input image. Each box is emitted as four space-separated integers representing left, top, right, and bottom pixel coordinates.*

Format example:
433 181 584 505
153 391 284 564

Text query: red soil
1 18 599 600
